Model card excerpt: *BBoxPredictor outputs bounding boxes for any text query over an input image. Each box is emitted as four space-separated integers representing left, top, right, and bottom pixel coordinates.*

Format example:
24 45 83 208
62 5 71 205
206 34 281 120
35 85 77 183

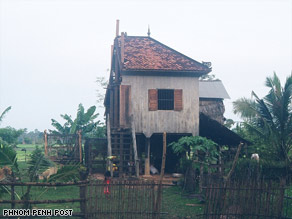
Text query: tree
96 76 108 107
0 106 11 126
233 73 292 172
0 127 25 145
51 104 102 137
224 118 235 129
18 129 44 144
169 136 219 192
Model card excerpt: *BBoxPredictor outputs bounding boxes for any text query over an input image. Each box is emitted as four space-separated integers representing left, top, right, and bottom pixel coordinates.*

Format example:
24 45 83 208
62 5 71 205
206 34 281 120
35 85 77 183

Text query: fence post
78 130 82 163
106 114 113 177
277 177 286 218
79 174 88 218
44 130 48 156
155 132 166 218
10 174 15 209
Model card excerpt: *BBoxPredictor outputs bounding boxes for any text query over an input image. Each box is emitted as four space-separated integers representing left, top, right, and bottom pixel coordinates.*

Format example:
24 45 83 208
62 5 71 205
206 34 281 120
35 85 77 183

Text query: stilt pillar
144 137 151 175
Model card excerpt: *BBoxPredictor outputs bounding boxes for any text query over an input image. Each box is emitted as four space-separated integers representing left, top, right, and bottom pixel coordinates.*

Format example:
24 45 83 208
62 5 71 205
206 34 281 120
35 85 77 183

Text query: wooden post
107 114 113 177
131 116 139 177
199 164 204 193
79 174 88 217
155 132 167 218
121 32 125 63
116 19 119 37
219 147 222 174
44 130 48 156
160 132 167 179
110 89 114 127
119 134 124 177
144 137 150 175
78 130 82 163
114 85 119 127
11 173 15 209
225 142 243 182
110 45 114 67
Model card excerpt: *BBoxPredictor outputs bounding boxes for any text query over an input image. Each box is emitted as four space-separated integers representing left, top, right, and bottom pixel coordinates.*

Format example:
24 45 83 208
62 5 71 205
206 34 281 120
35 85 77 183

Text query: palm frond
48 163 80 182
61 114 73 125
70 119 78 134
0 106 12 125
233 97 257 119
76 104 85 124
0 145 19 172
27 147 52 181
83 106 97 124
51 119 65 134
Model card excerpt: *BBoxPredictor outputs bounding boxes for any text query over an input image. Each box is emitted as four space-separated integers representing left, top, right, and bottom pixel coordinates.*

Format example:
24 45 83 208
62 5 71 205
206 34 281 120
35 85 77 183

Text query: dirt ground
89 173 182 185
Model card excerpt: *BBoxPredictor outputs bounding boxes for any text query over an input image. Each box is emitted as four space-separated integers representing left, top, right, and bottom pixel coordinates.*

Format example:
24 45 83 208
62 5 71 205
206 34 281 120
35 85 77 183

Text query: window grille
158 89 174 110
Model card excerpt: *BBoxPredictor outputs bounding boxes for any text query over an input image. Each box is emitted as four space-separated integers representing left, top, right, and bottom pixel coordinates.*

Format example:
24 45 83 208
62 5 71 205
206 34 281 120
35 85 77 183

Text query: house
104 21 242 176
199 80 230 124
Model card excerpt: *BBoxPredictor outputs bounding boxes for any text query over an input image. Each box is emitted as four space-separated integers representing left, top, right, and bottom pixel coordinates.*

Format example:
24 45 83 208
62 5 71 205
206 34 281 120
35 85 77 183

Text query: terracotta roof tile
120 36 210 73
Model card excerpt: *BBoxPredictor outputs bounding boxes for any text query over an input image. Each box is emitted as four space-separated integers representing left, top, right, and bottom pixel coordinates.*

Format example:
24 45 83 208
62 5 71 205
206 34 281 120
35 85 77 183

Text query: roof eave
121 68 211 77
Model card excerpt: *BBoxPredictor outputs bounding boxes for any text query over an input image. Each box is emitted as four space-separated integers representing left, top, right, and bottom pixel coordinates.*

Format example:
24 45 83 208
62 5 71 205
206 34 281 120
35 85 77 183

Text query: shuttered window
148 89 183 111
158 89 174 110
148 89 158 111
174 89 183 111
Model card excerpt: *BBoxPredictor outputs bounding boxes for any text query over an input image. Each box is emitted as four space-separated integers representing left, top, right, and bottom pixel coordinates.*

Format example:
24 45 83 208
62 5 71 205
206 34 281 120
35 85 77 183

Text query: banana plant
50 104 101 137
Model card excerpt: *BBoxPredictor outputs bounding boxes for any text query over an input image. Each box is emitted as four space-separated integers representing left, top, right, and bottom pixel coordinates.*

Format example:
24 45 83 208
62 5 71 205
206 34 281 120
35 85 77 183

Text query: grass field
15 144 40 162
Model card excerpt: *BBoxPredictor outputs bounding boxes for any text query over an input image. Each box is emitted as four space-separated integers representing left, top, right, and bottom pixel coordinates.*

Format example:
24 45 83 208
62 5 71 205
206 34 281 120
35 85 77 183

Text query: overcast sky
0 0 291 132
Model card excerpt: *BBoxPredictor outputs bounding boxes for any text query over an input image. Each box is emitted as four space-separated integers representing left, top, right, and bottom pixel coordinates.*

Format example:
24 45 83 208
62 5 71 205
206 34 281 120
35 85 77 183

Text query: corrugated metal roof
199 80 230 99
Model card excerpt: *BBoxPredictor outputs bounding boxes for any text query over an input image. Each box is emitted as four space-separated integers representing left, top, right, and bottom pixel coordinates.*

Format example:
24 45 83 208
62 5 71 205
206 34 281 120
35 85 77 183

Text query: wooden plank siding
121 75 199 137
119 85 131 128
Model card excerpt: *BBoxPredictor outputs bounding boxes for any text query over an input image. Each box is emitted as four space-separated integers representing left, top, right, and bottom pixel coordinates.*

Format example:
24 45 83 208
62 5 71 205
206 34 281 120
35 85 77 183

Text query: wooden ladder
111 130 135 176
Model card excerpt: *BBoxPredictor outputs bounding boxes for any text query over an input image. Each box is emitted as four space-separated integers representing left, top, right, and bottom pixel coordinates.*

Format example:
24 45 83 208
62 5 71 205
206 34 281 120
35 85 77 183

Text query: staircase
111 129 135 176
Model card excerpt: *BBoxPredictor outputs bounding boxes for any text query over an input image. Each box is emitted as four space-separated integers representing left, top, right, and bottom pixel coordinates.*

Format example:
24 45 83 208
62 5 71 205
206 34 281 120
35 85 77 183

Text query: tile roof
119 36 210 73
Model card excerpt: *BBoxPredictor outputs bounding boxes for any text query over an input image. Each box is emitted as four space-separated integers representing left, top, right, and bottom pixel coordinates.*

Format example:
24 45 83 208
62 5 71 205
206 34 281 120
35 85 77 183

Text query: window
148 89 183 111
158 89 174 110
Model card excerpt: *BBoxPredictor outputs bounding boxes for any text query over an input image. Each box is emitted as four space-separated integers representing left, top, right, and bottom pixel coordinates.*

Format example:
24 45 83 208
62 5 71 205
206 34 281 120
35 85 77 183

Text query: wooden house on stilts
104 21 215 176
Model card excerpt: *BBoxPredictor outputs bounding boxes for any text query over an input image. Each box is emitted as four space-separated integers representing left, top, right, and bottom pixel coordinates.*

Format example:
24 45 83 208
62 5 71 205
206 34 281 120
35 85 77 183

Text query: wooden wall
121 75 199 137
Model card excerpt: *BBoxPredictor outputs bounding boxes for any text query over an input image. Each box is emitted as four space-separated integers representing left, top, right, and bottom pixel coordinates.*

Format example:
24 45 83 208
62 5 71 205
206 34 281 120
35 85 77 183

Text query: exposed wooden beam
116 19 119 37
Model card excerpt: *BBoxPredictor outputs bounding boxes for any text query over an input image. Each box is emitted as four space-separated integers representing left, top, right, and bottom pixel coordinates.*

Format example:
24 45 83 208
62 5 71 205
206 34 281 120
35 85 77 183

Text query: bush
230 158 290 180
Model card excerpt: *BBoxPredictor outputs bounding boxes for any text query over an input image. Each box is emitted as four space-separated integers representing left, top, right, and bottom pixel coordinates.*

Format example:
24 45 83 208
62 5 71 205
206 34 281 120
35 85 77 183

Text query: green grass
15 144 40 162
162 186 204 218
284 186 292 217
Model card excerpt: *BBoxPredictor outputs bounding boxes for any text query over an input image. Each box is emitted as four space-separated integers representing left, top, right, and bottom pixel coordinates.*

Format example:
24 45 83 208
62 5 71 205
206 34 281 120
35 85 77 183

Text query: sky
0 0 291 132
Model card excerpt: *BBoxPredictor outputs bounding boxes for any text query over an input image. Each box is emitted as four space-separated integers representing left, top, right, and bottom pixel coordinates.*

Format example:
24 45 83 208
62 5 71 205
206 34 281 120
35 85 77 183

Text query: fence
84 138 107 174
0 179 162 219
199 177 292 219
86 180 160 219
44 131 82 164
0 181 87 218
